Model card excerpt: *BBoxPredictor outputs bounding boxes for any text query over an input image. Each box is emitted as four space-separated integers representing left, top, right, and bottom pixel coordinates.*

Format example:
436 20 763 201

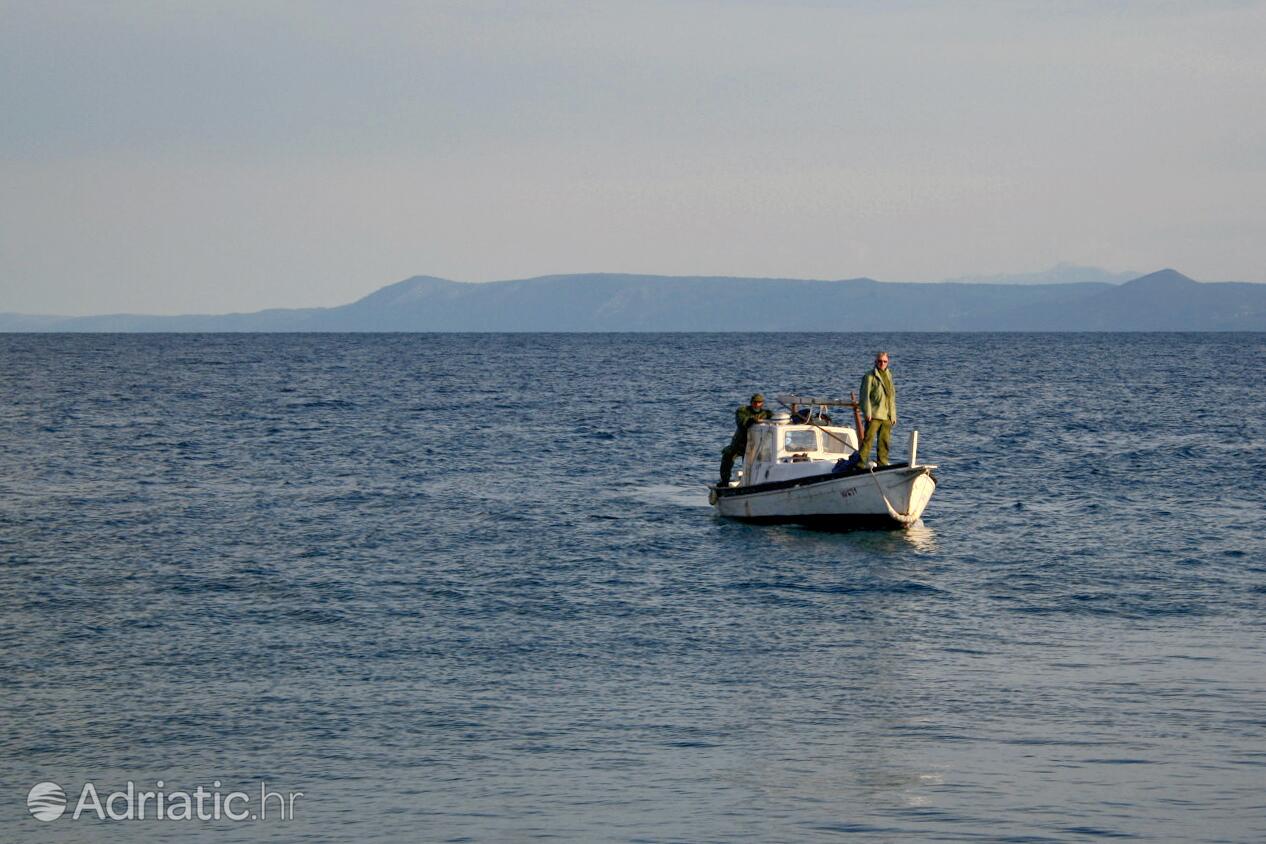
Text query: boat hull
712 465 936 529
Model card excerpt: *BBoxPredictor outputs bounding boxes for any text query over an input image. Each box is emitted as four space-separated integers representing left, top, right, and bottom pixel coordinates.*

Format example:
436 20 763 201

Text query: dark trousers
858 418 893 466
719 437 746 484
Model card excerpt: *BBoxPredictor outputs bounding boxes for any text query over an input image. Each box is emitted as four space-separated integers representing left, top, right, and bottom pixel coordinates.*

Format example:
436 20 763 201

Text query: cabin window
822 429 854 454
782 429 818 453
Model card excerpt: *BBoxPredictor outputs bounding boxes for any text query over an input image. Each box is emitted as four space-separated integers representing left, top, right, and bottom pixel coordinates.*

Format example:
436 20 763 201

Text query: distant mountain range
3 268 1265 331
939 262 1139 286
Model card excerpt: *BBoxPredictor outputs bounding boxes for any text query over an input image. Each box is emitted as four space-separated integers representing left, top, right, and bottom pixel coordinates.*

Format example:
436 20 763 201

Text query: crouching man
719 393 772 485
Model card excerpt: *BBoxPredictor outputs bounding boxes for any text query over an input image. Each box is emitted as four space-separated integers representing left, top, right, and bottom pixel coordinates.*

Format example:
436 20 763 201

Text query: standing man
719 393 772 485
857 351 896 468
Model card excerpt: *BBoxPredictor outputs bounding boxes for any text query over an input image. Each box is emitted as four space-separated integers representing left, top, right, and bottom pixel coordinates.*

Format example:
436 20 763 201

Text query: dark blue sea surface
2 333 1265 842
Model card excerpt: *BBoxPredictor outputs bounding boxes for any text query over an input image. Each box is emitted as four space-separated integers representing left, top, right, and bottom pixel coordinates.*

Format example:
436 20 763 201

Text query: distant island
4 268 1265 331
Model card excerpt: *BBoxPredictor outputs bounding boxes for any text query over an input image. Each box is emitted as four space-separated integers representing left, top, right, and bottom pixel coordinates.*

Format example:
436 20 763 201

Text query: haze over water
2 333 1264 842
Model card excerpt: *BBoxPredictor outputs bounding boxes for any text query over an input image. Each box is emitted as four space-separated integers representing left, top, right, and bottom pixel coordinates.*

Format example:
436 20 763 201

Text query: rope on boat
868 465 920 527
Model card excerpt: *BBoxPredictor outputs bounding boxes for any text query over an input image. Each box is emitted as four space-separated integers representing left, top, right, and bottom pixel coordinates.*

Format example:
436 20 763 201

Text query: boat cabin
741 412 859 487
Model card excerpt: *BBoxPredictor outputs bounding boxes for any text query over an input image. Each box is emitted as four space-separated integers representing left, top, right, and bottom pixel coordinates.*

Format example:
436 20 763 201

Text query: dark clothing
719 403 772 484
719 442 743 486
733 404 771 432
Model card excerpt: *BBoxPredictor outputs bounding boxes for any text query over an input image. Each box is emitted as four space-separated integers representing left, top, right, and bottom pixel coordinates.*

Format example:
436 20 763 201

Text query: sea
2 332 1264 843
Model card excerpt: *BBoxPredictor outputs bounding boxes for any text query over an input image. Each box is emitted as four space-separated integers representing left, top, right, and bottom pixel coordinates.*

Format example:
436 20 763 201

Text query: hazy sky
3 1 1264 315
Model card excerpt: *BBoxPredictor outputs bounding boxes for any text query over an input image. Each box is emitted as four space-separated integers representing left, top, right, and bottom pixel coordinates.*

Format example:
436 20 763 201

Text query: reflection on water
741 520 938 556
899 523 937 552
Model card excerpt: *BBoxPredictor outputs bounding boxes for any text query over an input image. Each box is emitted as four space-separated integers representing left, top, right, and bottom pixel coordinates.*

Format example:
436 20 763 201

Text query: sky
2 1 1264 316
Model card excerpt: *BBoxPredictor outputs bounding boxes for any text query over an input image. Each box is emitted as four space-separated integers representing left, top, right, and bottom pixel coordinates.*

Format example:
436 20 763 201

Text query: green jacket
732 404 772 444
860 368 896 423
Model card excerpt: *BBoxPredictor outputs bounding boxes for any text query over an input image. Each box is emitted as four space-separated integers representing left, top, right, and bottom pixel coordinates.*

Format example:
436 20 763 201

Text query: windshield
822 429 853 454
782 429 818 453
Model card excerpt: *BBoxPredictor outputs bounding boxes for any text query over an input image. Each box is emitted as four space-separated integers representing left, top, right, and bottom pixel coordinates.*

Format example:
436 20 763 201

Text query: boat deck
713 461 914 497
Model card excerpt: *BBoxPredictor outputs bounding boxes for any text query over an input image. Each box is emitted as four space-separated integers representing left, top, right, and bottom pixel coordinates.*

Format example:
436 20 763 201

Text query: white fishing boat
709 395 937 529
